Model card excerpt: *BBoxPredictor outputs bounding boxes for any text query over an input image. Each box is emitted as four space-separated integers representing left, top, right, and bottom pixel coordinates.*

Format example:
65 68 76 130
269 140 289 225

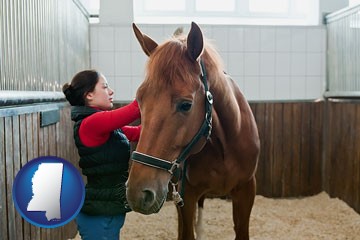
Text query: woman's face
85 75 114 110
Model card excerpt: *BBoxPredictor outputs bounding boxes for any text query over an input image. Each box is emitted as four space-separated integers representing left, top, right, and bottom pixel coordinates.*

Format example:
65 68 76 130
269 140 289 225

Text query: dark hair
62 70 99 106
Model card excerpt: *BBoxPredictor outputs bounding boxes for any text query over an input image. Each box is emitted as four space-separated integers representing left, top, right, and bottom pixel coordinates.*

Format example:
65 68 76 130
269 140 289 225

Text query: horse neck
209 73 244 139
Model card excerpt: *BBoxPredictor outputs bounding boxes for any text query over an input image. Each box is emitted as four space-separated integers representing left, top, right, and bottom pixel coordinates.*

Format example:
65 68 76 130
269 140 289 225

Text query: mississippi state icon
12 156 85 228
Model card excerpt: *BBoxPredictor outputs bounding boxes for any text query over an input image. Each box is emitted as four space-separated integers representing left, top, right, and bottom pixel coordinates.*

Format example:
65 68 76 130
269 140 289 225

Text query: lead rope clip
171 182 184 207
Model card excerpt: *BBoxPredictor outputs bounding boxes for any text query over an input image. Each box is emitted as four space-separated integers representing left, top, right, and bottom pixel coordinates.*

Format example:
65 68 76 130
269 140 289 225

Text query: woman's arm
121 125 141 142
79 100 140 147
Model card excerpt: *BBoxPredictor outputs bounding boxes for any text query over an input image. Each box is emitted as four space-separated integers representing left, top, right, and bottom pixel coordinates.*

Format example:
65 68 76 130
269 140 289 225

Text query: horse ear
187 22 204 62
132 23 158 57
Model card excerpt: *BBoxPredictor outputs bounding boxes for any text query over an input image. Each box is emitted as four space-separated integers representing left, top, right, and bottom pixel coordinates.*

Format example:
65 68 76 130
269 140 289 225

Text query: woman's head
63 70 114 110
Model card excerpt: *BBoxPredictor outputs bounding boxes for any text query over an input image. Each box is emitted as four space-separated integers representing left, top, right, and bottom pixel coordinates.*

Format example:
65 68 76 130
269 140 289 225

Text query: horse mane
141 30 225 91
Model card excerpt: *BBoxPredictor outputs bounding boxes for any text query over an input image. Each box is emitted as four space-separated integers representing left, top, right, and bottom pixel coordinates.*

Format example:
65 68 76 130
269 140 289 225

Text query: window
144 0 186 11
80 0 100 23
249 0 288 13
134 0 319 25
196 0 235 12
349 0 360 7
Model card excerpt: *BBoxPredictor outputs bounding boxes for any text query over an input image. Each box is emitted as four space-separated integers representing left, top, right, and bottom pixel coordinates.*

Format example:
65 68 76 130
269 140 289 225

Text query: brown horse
126 22 260 240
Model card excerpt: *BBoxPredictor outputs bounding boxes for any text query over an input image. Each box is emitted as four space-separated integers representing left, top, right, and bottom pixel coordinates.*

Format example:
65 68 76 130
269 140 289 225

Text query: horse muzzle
126 182 168 215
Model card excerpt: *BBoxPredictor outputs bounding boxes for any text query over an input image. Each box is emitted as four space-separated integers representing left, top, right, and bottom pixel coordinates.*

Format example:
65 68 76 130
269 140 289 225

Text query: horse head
126 22 211 214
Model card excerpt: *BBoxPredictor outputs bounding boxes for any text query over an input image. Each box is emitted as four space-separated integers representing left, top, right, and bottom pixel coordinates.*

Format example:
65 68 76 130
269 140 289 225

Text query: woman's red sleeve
79 100 141 147
121 125 141 142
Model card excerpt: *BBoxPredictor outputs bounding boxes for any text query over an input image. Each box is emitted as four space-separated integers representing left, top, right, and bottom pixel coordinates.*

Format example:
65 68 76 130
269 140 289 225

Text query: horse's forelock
142 36 224 92
144 40 198 87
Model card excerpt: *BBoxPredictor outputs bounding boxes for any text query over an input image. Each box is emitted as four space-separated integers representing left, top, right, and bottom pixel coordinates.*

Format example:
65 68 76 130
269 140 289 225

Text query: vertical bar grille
0 0 90 91
326 5 360 97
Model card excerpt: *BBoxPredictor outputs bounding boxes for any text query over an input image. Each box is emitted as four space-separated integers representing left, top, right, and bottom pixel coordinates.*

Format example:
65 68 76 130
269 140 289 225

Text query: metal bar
4 0 9 89
0 0 89 93
325 4 360 24
72 0 90 18
326 5 360 97
0 0 3 90
324 91 360 98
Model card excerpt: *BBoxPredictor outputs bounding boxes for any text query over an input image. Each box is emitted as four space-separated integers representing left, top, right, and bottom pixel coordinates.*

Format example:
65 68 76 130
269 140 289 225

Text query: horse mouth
126 188 168 215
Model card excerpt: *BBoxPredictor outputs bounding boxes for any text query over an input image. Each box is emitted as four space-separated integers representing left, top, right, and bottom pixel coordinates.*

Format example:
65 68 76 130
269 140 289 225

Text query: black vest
71 106 131 215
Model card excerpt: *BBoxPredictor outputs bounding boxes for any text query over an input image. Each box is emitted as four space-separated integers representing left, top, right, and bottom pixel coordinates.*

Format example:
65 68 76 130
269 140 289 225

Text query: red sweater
79 100 141 147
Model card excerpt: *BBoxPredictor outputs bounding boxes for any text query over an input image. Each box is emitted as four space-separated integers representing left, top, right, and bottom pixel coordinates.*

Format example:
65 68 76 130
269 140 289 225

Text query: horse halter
131 59 213 206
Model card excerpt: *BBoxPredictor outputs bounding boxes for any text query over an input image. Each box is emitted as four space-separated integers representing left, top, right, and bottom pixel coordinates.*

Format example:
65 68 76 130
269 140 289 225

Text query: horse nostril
142 189 155 209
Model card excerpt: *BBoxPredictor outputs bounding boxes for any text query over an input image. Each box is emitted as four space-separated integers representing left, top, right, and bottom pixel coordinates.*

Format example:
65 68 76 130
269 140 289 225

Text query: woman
63 70 141 240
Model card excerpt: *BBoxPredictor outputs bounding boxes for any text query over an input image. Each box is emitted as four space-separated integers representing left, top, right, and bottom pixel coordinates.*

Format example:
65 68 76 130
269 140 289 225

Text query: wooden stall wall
250 101 324 198
117 100 360 215
0 103 79 240
1 100 358 240
323 99 360 213
115 101 325 199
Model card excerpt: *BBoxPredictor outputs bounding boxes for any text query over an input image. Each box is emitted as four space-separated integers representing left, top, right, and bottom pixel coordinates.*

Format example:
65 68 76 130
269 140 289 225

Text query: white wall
349 0 360 6
320 0 348 15
99 0 133 24
89 0 347 102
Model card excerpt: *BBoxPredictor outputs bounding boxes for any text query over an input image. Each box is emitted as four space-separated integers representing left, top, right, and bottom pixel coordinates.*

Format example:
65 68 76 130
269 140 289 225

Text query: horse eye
178 102 192 112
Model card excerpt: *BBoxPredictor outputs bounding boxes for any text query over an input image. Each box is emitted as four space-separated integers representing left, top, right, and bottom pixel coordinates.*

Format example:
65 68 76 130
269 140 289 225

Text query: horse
126 22 260 240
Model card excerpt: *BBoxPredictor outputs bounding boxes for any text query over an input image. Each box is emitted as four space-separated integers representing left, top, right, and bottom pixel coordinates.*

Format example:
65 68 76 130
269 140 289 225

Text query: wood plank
20 114 31 240
0 117 8 239
345 103 356 204
25 113 36 240
41 121 49 156
56 110 63 159
49 125 59 240
272 103 283 197
339 102 348 198
38 113 47 240
336 103 347 199
25 114 34 161
354 104 360 212
330 102 344 198
327 101 337 197
282 103 293 197
322 101 332 194
39 116 45 158
251 102 265 195
309 101 323 194
300 103 311 195
45 228 51 240
62 220 78 239
12 116 24 240
65 107 78 166
263 103 274 197
30 113 41 239
291 103 302 196
49 124 56 156
5 117 16 240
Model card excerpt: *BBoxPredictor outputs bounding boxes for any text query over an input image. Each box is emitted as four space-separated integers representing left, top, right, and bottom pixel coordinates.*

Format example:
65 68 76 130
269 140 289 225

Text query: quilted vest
71 106 132 216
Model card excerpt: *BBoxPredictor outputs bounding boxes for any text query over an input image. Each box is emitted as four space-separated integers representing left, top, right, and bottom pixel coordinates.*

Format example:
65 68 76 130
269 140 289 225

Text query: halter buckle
206 91 213 105
168 161 180 175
